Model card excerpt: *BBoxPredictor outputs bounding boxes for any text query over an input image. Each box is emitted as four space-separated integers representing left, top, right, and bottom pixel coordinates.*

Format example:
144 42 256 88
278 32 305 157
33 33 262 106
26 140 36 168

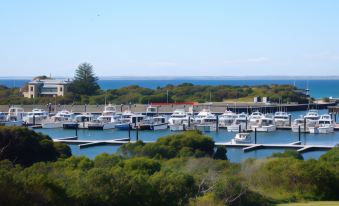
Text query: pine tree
70 62 100 95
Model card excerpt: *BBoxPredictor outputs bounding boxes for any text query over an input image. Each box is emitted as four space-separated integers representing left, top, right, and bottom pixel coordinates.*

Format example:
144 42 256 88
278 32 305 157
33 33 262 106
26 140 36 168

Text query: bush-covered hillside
0 128 339 206
0 83 309 105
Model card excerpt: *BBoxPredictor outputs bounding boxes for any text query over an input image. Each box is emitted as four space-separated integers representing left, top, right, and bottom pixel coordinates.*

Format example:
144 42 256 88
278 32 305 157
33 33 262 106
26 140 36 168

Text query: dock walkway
215 142 334 153
54 137 336 152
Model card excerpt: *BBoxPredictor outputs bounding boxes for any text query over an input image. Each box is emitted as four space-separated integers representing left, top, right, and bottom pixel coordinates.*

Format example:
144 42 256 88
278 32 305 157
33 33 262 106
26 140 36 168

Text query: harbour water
1 79 339 98
32 109 339 163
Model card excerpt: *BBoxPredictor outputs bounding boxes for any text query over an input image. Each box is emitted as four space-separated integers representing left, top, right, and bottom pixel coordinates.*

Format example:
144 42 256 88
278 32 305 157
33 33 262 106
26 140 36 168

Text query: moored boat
309 114 335 134
194 109 217 132
168 109 193 131
227 112 249 132
218 110 237 128
232 133 252 144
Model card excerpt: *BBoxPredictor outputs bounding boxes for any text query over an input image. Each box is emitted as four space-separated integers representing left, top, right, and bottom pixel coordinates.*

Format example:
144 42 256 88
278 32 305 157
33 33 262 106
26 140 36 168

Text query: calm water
32 110 339 163
1 79 339 98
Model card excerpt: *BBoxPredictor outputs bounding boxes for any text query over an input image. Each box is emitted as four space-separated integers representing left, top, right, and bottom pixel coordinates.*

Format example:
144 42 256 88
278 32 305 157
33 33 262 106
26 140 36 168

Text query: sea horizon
1 75 339 80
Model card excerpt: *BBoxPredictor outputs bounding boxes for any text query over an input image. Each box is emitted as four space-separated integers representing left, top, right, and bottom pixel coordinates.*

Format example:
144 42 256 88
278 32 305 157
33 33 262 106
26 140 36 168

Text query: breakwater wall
0 102 335 114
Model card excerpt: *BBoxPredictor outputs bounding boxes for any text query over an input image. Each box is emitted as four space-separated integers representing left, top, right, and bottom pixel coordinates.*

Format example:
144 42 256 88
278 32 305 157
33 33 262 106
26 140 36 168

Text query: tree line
0 63 310 105
1 126 339 205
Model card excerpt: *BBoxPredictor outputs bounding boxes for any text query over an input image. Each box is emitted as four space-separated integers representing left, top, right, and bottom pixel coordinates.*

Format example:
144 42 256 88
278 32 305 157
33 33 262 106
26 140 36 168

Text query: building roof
29 79 71 85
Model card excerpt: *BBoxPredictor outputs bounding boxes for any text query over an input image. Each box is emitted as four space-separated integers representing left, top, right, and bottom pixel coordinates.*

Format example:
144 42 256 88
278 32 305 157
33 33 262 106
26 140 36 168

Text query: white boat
139 116 168 130
250 112 276 132
5 106 25 126
115 114 146 130
291 116 307 133
145 105 158 116
249 111 265 128
274 111 290 127
89 106 121 130
227 113 249 132
74 113 94 129
304 109 320 128
87 104 121 130
0 112 22 126
292 110 320 133
309 114 335 134
218 110 237 128
194 109 217 132
232 133 252 144
102 104 118 116
88 115 121 130
41 110 75 128
23 108 49 125
168 109 193 131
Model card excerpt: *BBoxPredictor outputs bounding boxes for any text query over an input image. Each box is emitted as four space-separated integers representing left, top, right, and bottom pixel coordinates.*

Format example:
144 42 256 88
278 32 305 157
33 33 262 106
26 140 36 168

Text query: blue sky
1 0 339 77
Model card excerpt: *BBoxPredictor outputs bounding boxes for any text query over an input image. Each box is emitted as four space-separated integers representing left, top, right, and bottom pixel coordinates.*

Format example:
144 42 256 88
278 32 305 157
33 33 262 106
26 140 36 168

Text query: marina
0 101 337 162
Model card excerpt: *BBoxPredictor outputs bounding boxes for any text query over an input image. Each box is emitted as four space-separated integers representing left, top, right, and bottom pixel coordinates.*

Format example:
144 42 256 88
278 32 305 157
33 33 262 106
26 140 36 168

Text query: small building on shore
23 79 71 98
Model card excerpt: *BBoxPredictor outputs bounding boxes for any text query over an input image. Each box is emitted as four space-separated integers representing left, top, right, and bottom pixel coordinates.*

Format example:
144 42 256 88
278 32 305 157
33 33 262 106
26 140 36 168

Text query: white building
23 79 71 98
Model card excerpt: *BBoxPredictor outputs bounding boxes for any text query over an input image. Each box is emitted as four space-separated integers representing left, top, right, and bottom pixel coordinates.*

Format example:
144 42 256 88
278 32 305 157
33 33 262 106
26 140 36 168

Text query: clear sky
1 0 339 77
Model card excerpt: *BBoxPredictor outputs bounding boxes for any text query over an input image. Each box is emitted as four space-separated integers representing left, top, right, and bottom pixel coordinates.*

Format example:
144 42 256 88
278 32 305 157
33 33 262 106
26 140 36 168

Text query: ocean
1 79 339 98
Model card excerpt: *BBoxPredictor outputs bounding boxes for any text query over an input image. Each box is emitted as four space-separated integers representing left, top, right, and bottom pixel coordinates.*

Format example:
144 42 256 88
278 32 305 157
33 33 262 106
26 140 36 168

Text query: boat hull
196 124 216 132
309 126 334 134
291 125 307 133
42 122 63 129
0 121 23 126
63 123 79 129
115 123 131 130
252 125 276 132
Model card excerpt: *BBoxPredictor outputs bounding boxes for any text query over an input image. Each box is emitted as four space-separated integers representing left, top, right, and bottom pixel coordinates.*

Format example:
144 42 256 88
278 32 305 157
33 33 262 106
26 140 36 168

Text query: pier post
239 124 241 133
183 124 186 131
33 115 35 125
335 113 337 123
298 125 301 142
188 116 191 128
136 126 139 141
245 116 248 131
75 124 78 137
254 128 257 144
304 117 307 134
289 114 292 126
216 115 219 132
128 124 131 140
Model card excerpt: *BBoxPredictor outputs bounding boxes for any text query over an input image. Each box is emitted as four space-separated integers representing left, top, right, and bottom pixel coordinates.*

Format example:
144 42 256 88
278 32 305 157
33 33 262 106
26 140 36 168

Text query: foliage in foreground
0 126 71 166
0 128 339 206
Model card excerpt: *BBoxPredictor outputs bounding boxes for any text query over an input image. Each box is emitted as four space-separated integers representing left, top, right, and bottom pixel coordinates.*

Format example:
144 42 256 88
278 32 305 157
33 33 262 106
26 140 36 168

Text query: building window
30 86 33 92
60 87 63 92
30 94 33 98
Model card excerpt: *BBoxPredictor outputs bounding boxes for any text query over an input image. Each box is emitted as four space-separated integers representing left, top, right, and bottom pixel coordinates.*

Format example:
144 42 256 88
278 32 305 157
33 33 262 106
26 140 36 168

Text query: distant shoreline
1 76 339 80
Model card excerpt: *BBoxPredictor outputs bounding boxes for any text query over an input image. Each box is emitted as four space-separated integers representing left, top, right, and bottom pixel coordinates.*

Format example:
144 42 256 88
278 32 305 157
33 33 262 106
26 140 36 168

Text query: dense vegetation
0 126 71 166
0 82 309 105
0 128 338 206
